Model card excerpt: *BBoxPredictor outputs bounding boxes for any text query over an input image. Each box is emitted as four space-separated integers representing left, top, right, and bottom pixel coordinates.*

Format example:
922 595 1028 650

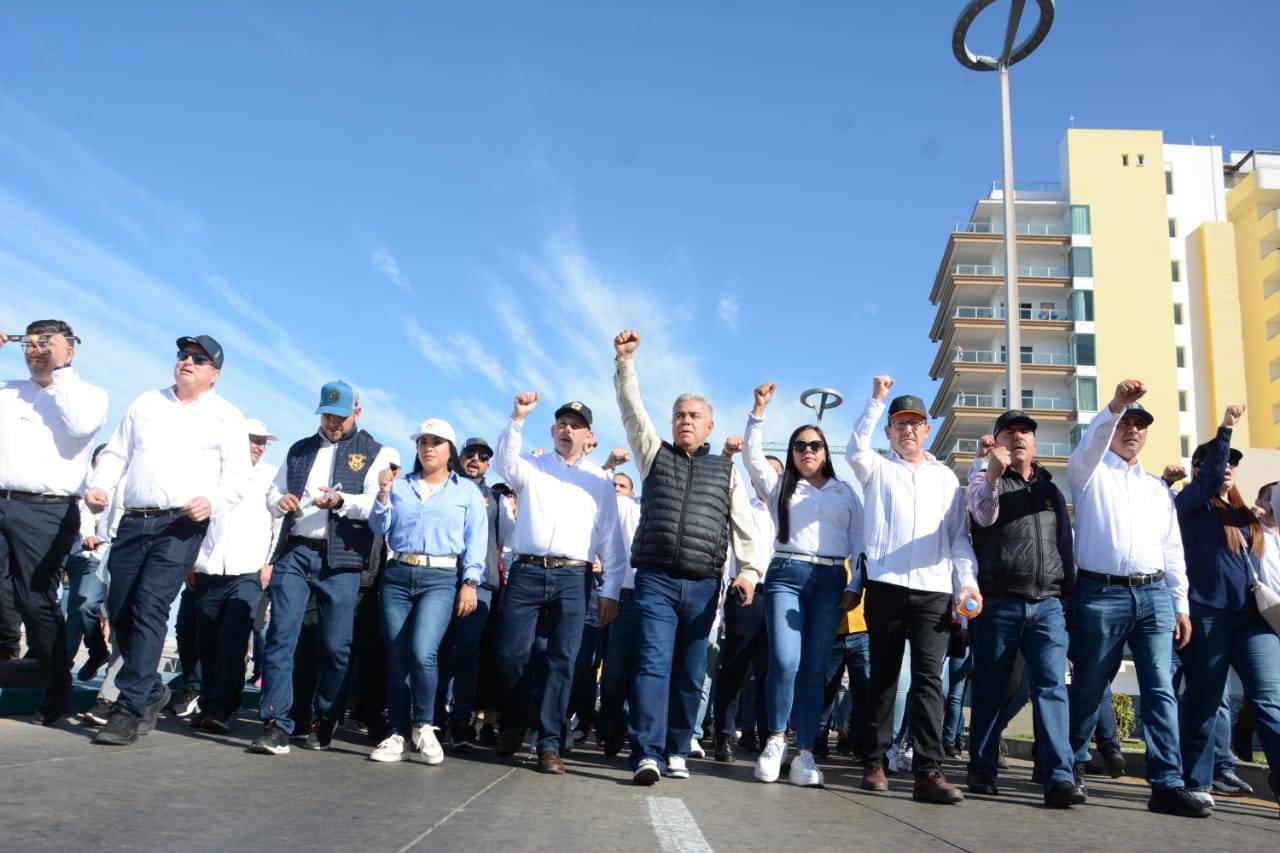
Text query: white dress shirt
0 366 108 495
1067 407 1189 613
844 396 977 596
89 386 251 517
265 431 397 538
197 461 279 575
494 417 628 601
616 493 641 589
743 413 863 563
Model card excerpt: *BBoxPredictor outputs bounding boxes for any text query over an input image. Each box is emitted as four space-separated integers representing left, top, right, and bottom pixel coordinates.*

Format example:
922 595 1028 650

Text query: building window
1077 377 1099 411
1166 169 1175 194
1070 290 1094 322
1168 218 1177 237
1121 154 1130 167
1176 346 1186 368
1069 205 1091 235
1173 303 1184 324
1180 435 1191 457
1070 247 1093 277
1072 333 1096 367
1137 154 1145 166
1178 390 1188 412
1171 260 1181 282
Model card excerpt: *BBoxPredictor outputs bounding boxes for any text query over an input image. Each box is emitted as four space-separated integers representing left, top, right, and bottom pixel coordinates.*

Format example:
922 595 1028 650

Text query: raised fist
872 375 894 401
512 391 539 420
614 329 641 358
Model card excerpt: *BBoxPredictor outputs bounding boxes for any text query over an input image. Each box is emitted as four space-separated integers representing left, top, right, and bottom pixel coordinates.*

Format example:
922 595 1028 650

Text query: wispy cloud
719 294 739 329
371 245 411 292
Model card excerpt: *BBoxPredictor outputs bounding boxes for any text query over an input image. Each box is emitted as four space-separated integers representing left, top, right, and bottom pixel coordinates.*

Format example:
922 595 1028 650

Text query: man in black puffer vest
249 380 396 756
613 329 764 786
963 409 1082 807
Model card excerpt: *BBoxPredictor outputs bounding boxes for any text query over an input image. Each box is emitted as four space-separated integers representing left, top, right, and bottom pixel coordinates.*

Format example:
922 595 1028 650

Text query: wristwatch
463 578 481 589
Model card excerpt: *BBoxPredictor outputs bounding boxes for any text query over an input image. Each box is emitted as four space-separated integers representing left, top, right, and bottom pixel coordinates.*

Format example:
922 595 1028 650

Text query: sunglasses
462 449 492 462
791 440 825 453
176 350 215 366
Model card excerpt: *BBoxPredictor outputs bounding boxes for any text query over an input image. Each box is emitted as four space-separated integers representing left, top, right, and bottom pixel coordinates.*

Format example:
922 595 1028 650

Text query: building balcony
931 303 1073 340
929 346 1077 381
953 221 1071 236
947 437 1073 458
930 262 1073 306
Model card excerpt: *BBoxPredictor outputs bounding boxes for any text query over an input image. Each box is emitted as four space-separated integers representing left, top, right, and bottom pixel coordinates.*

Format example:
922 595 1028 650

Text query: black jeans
863 580 952 775
713 584 768 739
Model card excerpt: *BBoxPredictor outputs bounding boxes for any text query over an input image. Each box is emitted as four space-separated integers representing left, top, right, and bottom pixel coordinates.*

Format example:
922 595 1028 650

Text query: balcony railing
950 438 1073 456
951 349 1074 366
953 264 1071 278
952 393 1074 411
953 305 1070 321
953 222 1070 236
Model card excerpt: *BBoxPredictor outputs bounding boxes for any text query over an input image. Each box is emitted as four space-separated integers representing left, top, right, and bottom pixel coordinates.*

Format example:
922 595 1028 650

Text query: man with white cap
189 418 280 733
250 380 396 755
86 334 251 745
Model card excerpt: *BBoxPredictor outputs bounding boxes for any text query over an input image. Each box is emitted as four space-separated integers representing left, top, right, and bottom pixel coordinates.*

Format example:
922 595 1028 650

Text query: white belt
774 553 844 566
392 553 458 568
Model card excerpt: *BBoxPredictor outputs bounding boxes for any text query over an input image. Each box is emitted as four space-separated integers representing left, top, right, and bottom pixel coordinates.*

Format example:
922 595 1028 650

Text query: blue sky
0 2 1274 480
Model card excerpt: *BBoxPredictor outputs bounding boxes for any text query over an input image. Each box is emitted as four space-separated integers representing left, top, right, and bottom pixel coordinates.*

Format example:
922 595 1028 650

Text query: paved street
3 710 1276 852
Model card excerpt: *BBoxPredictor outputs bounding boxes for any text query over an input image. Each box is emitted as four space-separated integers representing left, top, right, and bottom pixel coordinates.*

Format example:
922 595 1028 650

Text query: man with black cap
249 379 396 755
1065 379 1206 818
86 334 250 745
964 409 1082 807
492 392 626 774
0 319 108 724
435 435 503 749
842 375 979 804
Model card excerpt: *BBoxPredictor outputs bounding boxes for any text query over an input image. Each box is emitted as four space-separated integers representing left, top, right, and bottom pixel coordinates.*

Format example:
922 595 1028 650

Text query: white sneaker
634 756 661 786
664 755 690 779
886 745 902 773
788 749 824 787
754 735 786 782
369 734 406 762
413 725 445 765
1190 790 1215 807
901 746 914 771
689 737 705 759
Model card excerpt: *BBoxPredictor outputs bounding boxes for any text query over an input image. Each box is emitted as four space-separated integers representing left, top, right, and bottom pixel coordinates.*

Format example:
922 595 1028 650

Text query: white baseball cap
245 418 278 442
409 418 456 447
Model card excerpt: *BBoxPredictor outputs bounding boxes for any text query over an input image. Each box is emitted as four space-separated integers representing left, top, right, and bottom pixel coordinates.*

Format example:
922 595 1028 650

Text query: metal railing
953 305 1070 321
950 438 1073 456
953 264 1070 278
950 349 1074 366
953 221 1070 236
952 394 1073 411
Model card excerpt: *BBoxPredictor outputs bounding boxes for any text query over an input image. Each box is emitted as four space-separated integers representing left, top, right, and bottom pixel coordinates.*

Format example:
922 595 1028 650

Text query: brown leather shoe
538 750 566 774
862 764 889 792
913 770 964 804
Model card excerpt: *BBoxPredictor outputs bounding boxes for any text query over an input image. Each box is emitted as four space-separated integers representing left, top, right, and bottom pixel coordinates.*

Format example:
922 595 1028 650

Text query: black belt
0 489 77 505
618 588 635 603
1078 569 1165 588
124 507 185 519
286 536 327 551
515 554 590 569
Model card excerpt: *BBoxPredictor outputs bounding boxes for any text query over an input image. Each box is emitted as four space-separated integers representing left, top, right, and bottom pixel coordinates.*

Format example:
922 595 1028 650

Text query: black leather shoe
967 773 999 795
1045 779 1087 808
78 651 110 682
1148 786 1212 818
496 726 528 757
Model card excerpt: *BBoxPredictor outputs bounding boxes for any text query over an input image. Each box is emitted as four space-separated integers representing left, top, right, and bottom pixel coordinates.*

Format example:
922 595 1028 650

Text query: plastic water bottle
956 599 978 619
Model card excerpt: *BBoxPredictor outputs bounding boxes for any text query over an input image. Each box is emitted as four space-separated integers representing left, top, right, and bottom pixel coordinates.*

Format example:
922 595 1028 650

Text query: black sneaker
449 720 477 751
1148 786 1212 818
835 735 853 756
93 706 140 745
967 772 999 795
84 698 113 727
250 723 291 755
78 651 110 682
1044 779 1087 808
713 734 734 763
170 687 200 718
303 718 336 751
813 732 830 760
137 684 171 736
477 722 498 747
191 713 231 733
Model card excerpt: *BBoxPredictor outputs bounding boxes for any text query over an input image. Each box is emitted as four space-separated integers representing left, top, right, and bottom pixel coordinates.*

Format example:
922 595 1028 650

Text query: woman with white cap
367 418 489 764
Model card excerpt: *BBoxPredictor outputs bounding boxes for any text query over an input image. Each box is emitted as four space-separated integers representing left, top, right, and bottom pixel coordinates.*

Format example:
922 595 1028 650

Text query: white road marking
648 795 714 853
397 766 519 852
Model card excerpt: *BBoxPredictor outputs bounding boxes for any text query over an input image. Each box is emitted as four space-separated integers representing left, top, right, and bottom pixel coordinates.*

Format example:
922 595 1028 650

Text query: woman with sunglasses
743 382 863 787
367 419 488 764
1174 404 1280 812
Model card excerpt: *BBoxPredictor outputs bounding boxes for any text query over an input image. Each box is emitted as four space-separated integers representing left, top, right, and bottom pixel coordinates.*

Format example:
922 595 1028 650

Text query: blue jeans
106 513 207 715
763 556 847 749
438 585 494 726
1177 600 1280 793
943 650 972 746
628 570 719 770
968 596 1074 790
193 572 262 718
493 561 586 754
64 551 108 664
1068 577 1183 788
819 631 870 752
258 544 361 734
380 560 457 736
597 591 640 745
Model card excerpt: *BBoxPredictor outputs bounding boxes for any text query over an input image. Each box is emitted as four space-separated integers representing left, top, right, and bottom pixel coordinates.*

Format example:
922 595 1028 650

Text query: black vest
272 428 383 572
631 442 732 580
476 479 500 587
969 463 1069 601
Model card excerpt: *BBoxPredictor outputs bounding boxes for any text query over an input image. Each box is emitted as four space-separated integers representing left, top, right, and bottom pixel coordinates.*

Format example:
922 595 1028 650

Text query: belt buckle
401 553 425 567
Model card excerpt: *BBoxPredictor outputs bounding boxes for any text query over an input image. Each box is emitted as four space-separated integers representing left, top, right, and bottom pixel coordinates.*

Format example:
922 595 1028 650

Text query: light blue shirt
370 471 488 585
